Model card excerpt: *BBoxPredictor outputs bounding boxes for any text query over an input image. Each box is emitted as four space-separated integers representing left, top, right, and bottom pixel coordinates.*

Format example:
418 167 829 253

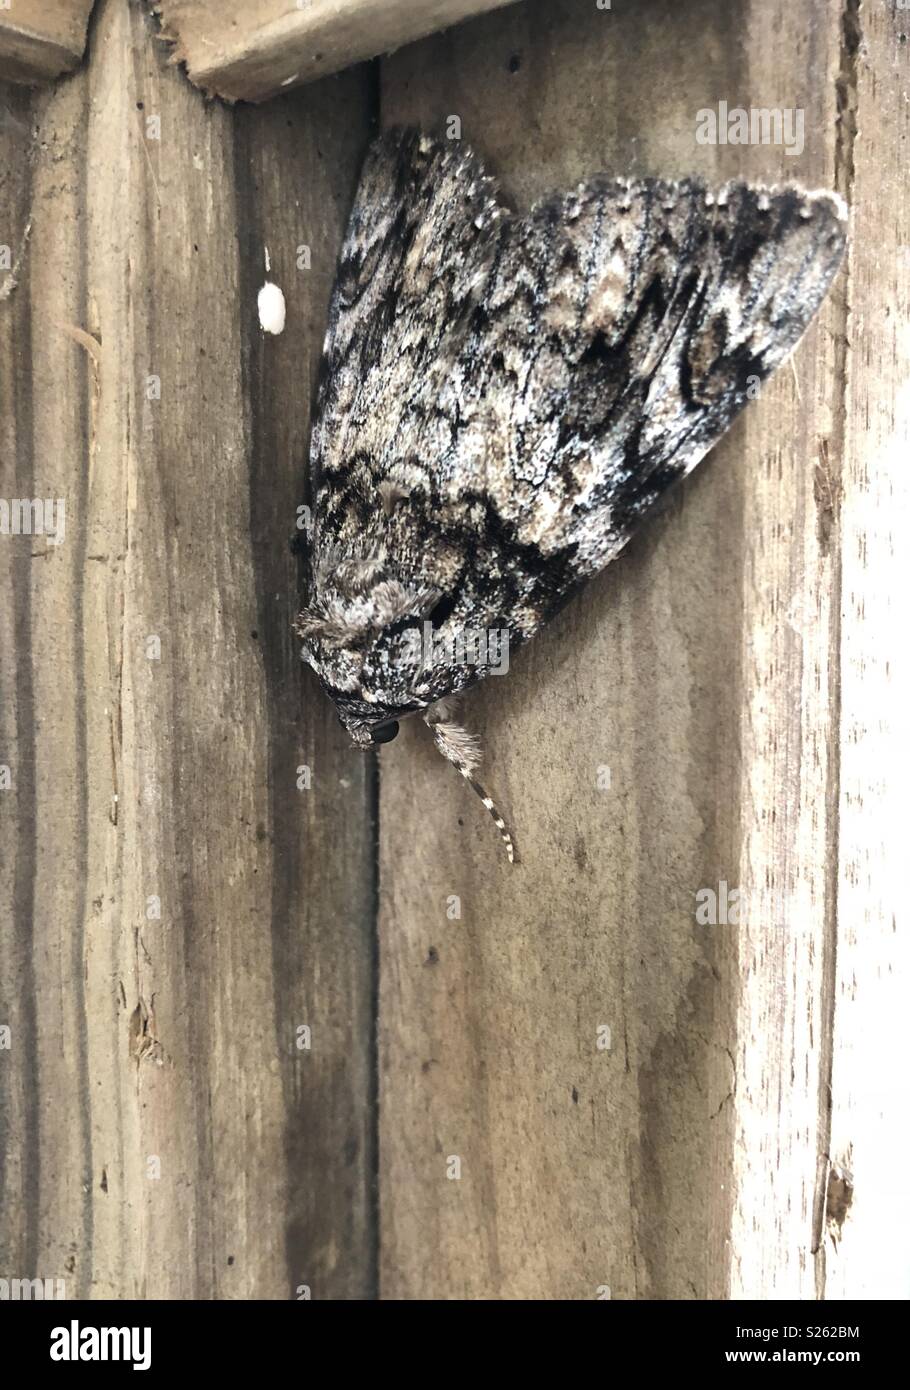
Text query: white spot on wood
258 281 286 335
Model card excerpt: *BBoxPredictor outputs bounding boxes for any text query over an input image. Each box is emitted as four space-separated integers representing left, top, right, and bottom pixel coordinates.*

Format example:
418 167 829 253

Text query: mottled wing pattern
309 129 504 561
308 131 845 664
300 129 846 854
460 174 846 596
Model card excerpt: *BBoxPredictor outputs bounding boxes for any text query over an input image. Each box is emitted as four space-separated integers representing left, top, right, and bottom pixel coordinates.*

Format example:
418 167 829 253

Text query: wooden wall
1 0 905 1300
1 0 375 1300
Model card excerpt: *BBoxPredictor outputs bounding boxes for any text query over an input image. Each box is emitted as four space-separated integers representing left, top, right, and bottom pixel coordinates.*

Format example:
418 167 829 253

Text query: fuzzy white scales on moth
294 128 847 862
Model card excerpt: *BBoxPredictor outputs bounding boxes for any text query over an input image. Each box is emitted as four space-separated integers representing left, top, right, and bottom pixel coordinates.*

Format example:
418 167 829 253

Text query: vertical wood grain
824 0 909 1302
724 0 846 1302
0 0 903 1307
0 0 375 1299
378 0 849 1300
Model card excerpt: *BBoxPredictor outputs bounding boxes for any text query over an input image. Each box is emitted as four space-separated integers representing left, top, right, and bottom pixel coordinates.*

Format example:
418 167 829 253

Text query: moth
295 128 847 862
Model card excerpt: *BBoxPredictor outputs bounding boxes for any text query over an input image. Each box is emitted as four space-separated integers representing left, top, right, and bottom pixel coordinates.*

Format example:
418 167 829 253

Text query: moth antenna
457 764 517 866
423 704 517 865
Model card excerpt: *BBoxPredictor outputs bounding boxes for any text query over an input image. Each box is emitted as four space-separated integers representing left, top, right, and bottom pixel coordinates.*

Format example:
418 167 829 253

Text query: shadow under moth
295 129 847 863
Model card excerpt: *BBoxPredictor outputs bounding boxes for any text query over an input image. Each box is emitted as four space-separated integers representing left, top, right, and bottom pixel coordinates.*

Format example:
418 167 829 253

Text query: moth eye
426 591 458 628
371 721 400 745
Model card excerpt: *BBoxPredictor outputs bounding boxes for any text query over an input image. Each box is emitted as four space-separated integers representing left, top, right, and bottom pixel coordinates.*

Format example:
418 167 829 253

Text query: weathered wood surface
156 0 523 103
0 0 95 85
1 0 905 1304
378 0 901 1300
824 0 909 1302
1 0 375 1298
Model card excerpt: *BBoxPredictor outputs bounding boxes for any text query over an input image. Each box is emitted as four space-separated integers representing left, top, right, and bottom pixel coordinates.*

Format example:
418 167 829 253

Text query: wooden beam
0 0 95 85
156 0 523 103
1 0 901 1307
377 0 855 1300
824 0 909 1301
0 0 376 1298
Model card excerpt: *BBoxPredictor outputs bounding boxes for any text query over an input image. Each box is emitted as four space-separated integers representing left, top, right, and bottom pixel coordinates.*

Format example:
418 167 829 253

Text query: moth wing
306 133 846 697
456 176 846 595
308 128 504 553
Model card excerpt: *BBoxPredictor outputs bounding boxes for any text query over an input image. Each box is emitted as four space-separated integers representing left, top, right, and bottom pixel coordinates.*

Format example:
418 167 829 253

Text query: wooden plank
722 1 845 1302
156 0 523 103
0 0 375 1299
0 0 95 85
823 0 909 1302
378 0 849 1299
1 0 901 1309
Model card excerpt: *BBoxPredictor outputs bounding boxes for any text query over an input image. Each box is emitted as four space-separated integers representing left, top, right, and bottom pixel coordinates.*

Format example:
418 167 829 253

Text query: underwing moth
295 128 847 862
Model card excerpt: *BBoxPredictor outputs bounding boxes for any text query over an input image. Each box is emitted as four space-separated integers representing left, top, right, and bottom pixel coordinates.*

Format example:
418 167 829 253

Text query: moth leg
422 701 517 865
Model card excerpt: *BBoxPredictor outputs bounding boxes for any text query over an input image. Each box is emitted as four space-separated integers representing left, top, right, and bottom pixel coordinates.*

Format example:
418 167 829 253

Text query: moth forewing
297 128 847 862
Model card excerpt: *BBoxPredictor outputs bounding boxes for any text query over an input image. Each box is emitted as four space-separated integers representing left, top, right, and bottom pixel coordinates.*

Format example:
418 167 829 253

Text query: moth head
294 556 446 744
295 562 517 861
